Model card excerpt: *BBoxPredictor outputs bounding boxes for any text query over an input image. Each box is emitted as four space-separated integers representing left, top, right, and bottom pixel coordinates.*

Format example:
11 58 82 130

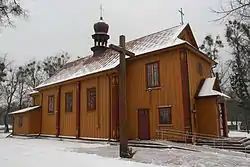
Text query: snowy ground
229 131 250 138
1 133 250 167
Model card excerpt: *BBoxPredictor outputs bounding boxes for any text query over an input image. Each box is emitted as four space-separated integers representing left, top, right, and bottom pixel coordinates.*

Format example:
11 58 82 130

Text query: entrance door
138 109 150 140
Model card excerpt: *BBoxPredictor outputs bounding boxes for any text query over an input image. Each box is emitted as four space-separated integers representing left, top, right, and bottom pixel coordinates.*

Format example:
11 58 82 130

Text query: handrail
157 128 223 140
156 129 249 157
156 129 228 144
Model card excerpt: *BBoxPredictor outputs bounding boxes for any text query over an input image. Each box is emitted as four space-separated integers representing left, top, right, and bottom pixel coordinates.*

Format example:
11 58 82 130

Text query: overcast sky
0 0 230 65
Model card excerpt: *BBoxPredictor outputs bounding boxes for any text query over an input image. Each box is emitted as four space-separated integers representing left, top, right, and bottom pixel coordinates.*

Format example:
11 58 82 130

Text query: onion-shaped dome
94 17 109 34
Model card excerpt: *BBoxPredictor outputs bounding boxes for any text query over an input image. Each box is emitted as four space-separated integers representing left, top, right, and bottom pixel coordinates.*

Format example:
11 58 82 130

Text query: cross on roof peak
179 8 184 25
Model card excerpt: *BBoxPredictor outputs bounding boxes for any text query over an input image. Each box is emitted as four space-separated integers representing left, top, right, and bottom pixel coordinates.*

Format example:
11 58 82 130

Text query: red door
138 109 150 140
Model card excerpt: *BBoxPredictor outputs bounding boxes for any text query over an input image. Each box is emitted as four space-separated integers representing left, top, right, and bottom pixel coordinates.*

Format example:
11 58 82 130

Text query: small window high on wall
48 95 54 113
146 61 160 88
87 88 96 110
18 116 23 127
65 92 73 112
158 107 172 125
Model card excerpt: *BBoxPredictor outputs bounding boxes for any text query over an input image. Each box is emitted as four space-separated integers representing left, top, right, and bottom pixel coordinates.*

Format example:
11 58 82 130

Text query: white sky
0 0 231 65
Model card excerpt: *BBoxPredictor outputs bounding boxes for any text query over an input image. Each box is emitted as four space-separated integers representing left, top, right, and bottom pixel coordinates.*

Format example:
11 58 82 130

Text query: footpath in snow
0 133 250 167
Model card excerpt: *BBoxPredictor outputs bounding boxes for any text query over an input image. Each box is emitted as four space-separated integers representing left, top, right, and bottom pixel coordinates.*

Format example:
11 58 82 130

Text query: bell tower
91 8 110 55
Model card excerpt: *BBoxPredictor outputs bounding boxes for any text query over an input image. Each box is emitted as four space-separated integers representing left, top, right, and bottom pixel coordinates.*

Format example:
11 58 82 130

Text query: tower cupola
91 16 110 55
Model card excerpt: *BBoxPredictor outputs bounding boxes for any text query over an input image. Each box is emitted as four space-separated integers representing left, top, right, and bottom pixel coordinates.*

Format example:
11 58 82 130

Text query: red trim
111 75 119 139
76 82 81 138
56 87 61 137
12 115 15 135
108 75 112 140
145 61 160 88
39 93 43 134
180 50 192 131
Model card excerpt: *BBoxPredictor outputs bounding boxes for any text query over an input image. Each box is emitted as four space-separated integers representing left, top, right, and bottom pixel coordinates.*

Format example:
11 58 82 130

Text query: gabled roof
36 24 200 89
9 106 41 115
197 77 230 98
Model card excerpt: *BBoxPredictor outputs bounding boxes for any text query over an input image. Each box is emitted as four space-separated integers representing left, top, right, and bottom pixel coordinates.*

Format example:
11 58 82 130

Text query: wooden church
10 16 229 141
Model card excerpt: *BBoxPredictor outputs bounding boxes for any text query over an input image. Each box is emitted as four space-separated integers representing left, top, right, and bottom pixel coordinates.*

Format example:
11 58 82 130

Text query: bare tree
25 60 44 88
0 56 7 82
15 66 30 109
199 35 231 91
42 52 70 78
0 67 18 132
0 0 27 26
213 0 250 21
200 35 224 62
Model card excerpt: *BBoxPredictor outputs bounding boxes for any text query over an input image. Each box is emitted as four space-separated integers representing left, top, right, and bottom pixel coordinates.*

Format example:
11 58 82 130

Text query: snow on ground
229 131 250 138
1 133 250 167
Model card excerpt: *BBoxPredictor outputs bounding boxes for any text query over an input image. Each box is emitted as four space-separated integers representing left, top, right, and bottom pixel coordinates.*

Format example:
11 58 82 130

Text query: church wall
13 113 30 135
60 83 77 137
196 97 220 137
41 88 57 135
28 109 42 134
32 94 41 106
127 49 185 140
79 75 110 138
187 50 212 134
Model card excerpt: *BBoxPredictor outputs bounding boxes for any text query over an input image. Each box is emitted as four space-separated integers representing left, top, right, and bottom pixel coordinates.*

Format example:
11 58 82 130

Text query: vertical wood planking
41 88 57 135
127 50 184 140
79 75 110 138
60 83 76 136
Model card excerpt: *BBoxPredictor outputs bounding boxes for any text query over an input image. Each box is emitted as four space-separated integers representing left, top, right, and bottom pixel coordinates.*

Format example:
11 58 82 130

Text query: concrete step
196 142 243 147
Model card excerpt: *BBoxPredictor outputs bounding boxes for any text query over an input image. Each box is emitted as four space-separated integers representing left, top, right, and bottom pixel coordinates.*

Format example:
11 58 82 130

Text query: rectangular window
159 107 172 125
65 92 73 112
48 95 54 113
18 116 23 128
146 62 160 88
87 88 96 110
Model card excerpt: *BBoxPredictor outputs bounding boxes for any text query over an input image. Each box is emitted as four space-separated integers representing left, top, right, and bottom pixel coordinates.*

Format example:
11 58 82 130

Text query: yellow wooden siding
79 75 110 138
187 50 212 133
127 50 184 139
33 94 41 106
41 88 57 135
60 83 76 136
196 97 220 136
13 113 30 135
29 109 42 134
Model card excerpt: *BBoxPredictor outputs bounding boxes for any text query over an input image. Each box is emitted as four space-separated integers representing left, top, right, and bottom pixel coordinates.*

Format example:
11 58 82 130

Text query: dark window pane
159 107 172 125
66 92 73 112
146 62 160 88
48 96 54 113
18 116 23 127
87 88 96 110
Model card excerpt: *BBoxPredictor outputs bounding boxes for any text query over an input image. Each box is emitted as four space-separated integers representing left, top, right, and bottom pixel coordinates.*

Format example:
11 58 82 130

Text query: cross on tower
179 8 184 25
100 4 104 20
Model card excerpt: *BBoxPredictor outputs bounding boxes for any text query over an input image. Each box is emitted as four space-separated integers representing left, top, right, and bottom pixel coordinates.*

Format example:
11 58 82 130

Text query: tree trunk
4 111 9 133
4 105 11 133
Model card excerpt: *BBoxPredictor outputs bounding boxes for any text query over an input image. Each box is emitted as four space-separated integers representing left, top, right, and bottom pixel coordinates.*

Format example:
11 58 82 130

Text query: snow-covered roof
28 90 39 95
9 106 41 115
198 77 230 98
36 24 190 89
